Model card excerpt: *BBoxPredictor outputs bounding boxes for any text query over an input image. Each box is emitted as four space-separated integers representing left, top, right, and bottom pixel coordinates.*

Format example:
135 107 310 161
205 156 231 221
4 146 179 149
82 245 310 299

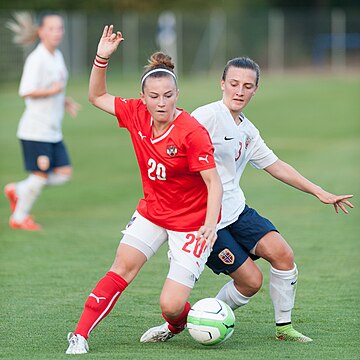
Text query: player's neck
230 110 242 125
152 109 181 138
42 41 57 54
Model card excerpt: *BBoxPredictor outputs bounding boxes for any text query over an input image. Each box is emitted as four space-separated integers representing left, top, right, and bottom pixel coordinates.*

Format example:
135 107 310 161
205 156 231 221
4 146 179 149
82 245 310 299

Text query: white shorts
121 211 211 288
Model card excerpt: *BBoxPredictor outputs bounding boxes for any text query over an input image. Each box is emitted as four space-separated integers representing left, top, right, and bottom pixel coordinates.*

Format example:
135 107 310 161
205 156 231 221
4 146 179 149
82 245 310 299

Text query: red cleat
4 183 18 213
9 216 42 231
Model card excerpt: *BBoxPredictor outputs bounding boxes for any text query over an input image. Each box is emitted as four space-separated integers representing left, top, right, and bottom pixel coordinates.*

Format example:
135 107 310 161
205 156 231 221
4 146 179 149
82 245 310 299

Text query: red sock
74 271 128 339
162 302 191 334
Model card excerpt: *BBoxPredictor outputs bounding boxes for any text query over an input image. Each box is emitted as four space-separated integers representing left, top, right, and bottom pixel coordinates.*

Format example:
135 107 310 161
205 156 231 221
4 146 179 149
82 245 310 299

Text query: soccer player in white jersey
189 57 353 342
65 25 222 354
4 12 80 230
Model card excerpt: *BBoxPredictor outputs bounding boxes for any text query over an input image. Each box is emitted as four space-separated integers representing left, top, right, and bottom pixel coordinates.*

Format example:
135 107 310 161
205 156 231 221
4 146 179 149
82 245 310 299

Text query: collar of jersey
150 124 175 144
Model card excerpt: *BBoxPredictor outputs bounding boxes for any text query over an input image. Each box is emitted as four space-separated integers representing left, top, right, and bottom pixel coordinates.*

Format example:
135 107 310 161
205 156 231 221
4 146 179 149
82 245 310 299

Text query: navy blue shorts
207 205 278 275
20 140 71 173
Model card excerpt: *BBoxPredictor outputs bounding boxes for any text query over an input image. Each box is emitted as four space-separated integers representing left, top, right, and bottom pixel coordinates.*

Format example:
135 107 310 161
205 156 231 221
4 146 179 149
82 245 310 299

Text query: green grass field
0 72 359 360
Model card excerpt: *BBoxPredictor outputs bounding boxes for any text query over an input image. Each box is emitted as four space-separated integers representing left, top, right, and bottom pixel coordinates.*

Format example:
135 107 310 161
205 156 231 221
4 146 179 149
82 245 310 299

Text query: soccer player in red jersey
65 25 222 354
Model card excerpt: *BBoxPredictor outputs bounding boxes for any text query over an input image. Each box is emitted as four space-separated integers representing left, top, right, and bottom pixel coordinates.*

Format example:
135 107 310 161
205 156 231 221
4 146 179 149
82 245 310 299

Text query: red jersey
115 97 216 231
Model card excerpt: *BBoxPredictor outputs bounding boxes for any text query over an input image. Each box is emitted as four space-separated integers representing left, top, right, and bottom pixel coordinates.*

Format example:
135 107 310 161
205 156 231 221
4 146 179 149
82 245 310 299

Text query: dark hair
222 57 260 86
37 11 62 27
141 52 177 91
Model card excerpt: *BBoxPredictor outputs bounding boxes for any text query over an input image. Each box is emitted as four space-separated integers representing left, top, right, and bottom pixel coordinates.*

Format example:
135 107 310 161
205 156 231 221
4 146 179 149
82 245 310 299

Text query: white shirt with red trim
115 97 216 232
17 43 68 142
192 100 278 229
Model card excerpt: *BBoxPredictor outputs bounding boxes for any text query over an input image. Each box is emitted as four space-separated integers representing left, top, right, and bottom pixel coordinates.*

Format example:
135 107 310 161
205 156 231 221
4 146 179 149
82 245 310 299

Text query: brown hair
222 57 260 86
141 52 177 91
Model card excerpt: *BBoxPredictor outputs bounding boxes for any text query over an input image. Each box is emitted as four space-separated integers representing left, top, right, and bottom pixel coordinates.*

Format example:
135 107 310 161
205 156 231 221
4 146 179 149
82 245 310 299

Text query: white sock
270 264 298 325
216 280 250 310
13 174 47 222
46 172 71 186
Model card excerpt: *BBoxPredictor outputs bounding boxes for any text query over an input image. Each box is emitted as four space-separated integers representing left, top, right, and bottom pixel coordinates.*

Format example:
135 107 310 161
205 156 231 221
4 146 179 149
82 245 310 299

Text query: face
38 15 64 52
221 66 258 118
140 76 179 124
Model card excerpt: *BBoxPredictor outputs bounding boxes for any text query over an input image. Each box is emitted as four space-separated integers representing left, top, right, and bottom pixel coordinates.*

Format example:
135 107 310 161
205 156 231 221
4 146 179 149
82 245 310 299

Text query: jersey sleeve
19 55 42 96
114 97 140 129
249 133 278 169
186 124 216 172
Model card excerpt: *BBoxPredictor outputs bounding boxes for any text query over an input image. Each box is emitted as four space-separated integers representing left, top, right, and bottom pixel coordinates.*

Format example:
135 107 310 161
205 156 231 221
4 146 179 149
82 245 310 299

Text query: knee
249 270 263 295
232 267 263 297
258 233 295 270
277 245 294 269
159 295 183 319
235 270 262 297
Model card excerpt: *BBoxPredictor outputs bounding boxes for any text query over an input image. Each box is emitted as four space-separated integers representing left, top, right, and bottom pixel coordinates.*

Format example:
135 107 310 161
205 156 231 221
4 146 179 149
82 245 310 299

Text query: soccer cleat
140 323 175 343
276 324 313 343
9 216 42 231
66 332 89 355
4 183 18 213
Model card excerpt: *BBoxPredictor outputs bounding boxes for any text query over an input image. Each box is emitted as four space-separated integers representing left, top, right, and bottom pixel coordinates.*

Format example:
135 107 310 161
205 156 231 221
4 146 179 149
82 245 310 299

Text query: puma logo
198 155 209 163
89 293 107 303
138 131 146 140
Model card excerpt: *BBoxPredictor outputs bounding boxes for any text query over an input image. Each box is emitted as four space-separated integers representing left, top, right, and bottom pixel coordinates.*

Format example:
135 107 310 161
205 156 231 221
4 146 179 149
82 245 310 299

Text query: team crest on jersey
218 248 235 265
218 249 235 265
245 137 251 149
166 145 178 157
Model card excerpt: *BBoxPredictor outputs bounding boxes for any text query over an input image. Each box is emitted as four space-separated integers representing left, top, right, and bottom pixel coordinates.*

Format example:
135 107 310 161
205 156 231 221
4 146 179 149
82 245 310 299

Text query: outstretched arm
265 159 354 214
88 25 124 115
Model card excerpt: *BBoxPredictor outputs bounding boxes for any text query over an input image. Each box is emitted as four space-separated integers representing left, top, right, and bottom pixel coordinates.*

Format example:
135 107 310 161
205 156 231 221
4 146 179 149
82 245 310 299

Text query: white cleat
140 322 175 343
66 332 89 354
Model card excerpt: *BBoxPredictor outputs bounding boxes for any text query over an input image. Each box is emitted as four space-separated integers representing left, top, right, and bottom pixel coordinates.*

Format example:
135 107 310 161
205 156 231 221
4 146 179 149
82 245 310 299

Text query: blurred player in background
4 12 80 231
65 25 222 354
189 57 354 342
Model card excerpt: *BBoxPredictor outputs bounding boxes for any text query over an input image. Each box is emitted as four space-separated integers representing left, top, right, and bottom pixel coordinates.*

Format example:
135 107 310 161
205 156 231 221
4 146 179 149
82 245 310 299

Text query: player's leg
7 141 52 230
6 140 52 230
66 213 167 354
207 225 262 310
66 243 137 355
140 229 210 343
217 257 262 310
140 267 194 343
47 141 72 186
255 231 312 342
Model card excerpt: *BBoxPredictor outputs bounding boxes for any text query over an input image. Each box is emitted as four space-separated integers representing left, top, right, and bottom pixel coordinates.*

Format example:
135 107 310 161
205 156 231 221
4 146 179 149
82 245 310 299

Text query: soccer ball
187 298 235 346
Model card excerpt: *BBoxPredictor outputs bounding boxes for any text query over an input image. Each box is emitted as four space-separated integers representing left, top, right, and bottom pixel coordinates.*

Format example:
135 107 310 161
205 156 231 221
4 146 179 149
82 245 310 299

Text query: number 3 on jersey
148 158 166 181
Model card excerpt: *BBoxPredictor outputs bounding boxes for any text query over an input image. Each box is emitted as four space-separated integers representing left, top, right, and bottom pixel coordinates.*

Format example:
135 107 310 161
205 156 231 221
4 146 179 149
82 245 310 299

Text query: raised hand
96 25 124 59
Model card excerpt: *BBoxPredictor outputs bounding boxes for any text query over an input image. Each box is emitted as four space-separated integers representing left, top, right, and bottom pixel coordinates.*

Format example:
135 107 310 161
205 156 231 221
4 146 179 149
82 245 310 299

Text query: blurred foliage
0 0 359 11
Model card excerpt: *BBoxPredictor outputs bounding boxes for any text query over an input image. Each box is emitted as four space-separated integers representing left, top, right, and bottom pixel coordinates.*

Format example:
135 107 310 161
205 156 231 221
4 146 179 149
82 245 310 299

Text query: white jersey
192 100 278 229
17 43 68 142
